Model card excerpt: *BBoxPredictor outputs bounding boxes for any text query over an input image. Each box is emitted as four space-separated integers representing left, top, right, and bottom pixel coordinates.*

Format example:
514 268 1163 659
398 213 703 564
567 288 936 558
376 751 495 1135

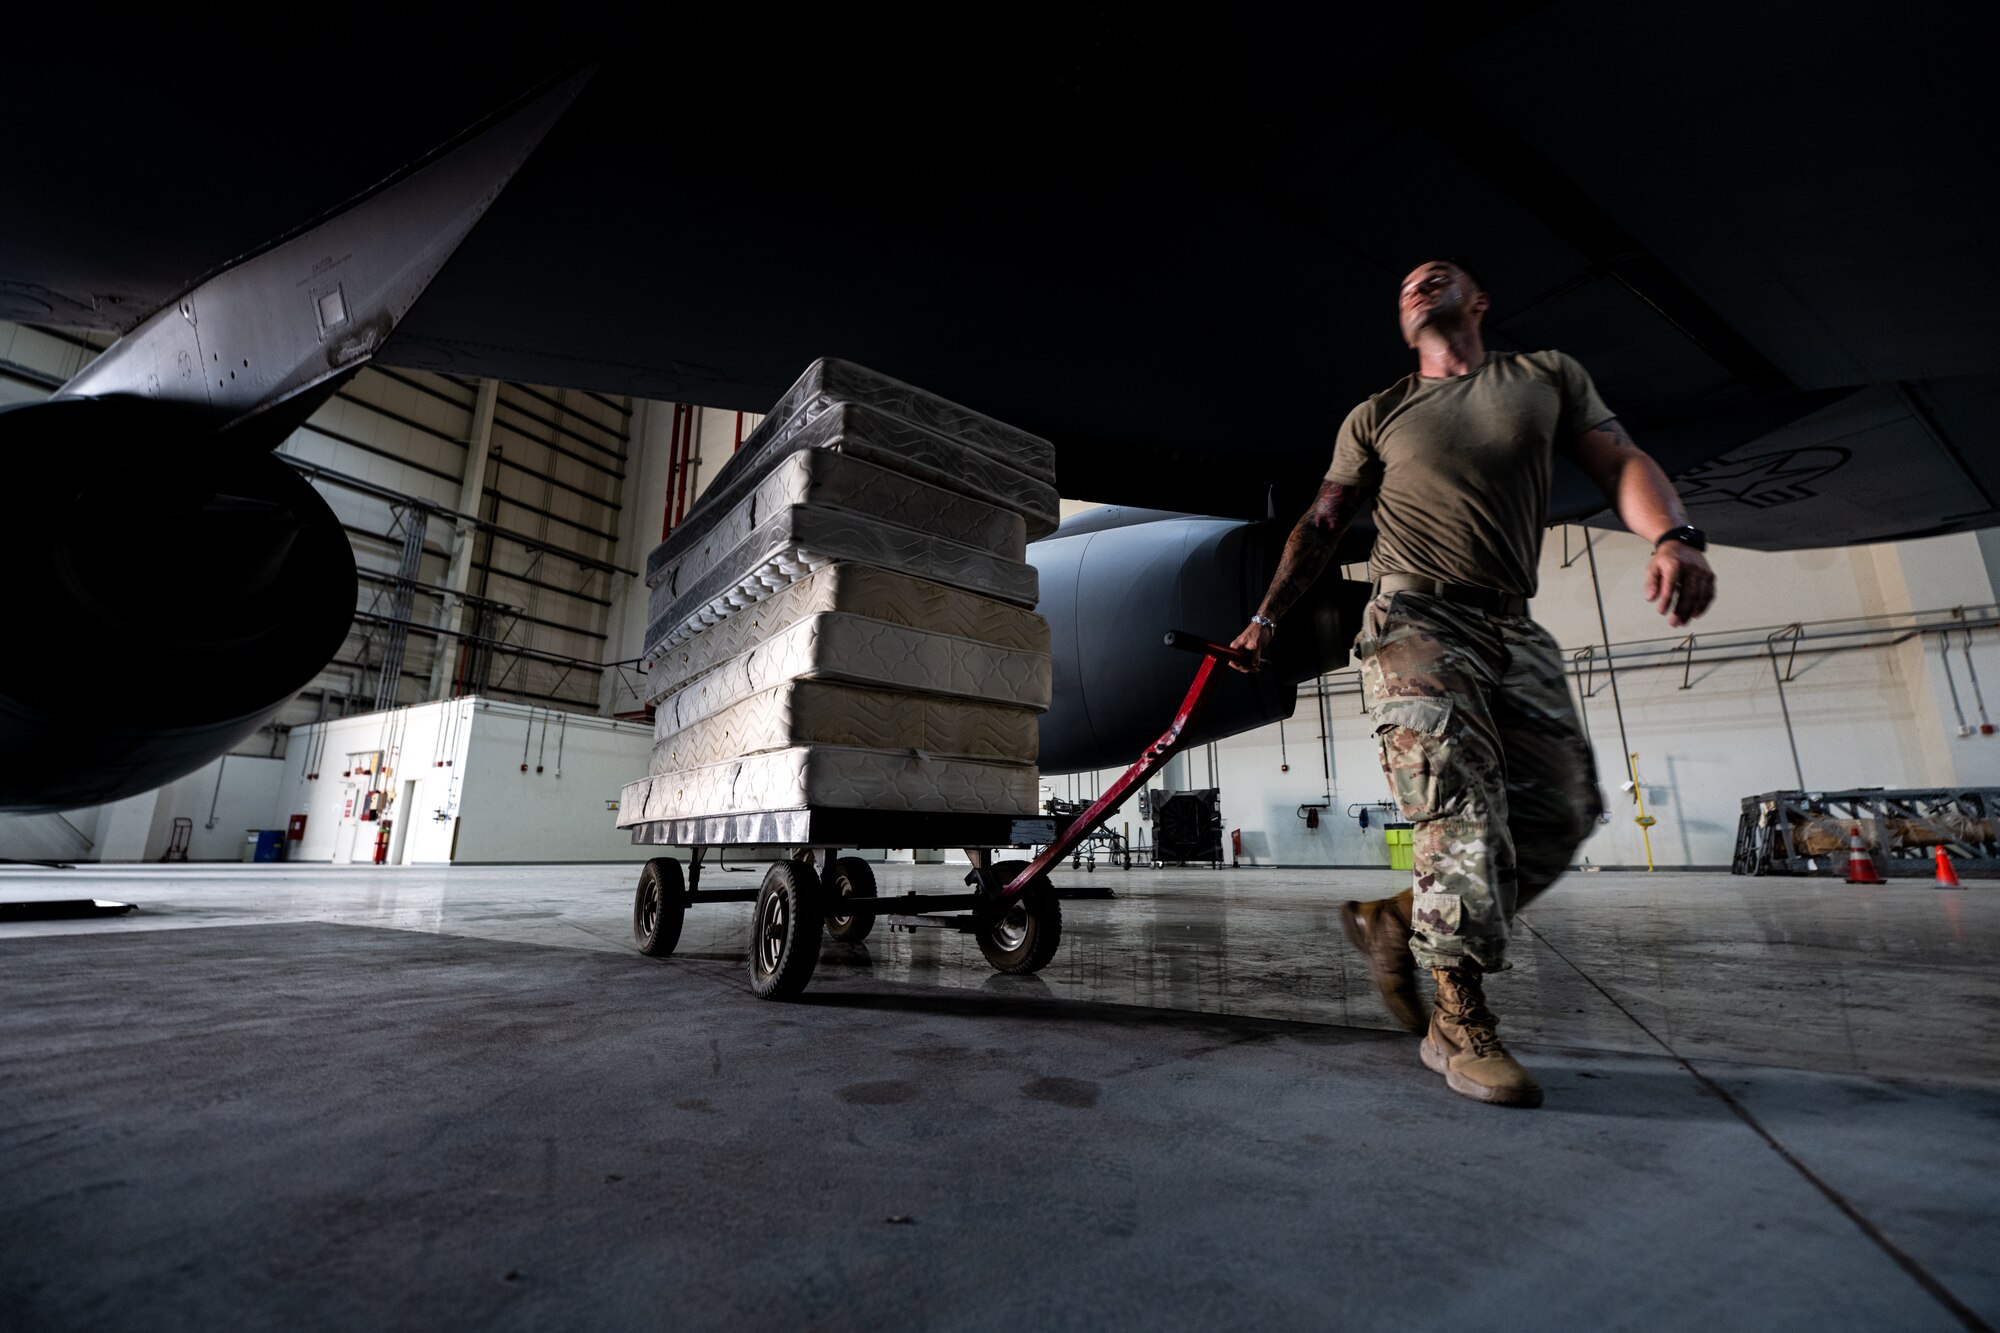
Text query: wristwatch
1654 525 1707 552
1251 615 1277 631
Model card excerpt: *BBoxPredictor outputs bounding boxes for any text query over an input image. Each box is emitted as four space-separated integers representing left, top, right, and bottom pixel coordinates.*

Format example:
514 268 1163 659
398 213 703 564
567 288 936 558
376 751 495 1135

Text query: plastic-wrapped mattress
651 680 1039 772
618 746 1039 825
644 503 1040 656
646 564 1048 702
651 612 1051 729
648 404 1057 593
646 433 1029 596
678 358 1058 540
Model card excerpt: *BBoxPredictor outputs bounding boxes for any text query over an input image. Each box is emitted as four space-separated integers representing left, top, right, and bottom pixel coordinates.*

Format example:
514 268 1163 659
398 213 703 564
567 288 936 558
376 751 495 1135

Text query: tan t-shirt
1325 349 1612 599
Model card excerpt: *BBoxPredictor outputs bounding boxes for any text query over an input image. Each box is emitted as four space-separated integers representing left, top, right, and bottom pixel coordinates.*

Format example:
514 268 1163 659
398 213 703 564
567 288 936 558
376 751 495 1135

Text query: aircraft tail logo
1677 447 1851 509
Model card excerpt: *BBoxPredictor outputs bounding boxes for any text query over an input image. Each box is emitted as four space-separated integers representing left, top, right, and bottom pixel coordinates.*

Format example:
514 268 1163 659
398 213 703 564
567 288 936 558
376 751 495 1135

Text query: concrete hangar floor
1 861 1994 1331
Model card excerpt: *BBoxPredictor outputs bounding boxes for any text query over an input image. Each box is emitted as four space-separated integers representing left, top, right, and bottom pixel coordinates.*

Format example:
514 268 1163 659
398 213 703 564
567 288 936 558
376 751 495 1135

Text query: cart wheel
976 859 1062 974
825 857 877 943
633 857 686 957
749 860 824 1000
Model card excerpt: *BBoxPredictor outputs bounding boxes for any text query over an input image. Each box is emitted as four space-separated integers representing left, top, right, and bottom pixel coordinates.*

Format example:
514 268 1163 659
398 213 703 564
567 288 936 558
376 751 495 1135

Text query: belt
1373 572 1528 617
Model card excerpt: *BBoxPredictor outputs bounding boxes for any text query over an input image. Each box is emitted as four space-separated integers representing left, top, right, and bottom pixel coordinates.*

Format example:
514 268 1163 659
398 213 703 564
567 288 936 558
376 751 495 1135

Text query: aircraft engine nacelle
0 397 356 813
1029 508 1368 774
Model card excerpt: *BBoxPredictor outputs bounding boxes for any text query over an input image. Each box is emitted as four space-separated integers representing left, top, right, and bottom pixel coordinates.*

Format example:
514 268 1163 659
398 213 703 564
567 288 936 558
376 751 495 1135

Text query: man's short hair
1439 256 1487 296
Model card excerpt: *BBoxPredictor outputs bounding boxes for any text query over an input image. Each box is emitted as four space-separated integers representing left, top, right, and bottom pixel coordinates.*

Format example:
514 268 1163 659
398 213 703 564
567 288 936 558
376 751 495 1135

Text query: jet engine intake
1030 508 1367 774
0 397 356 813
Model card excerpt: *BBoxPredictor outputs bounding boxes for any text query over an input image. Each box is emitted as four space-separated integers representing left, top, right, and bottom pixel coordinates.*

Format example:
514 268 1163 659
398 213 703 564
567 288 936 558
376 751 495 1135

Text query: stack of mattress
617 359 1059 828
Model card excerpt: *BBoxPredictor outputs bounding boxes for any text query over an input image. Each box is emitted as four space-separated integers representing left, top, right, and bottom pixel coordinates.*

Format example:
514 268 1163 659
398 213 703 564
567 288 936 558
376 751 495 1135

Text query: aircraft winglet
55 67 594 431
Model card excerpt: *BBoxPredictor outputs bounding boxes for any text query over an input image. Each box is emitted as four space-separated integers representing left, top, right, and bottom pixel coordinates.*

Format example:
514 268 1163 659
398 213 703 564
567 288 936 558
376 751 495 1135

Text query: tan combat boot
1339 889 1425 1034
1422 964 1543 1108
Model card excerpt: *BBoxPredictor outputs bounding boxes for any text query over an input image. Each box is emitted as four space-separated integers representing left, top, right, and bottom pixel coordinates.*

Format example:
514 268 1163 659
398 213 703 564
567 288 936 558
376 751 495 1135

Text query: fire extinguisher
373 824 392 865
1230 828 1242 868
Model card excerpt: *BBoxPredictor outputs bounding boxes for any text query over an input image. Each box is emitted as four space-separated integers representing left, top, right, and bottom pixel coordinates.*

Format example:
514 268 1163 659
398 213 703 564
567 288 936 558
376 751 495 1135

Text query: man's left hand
1646 543 1716 627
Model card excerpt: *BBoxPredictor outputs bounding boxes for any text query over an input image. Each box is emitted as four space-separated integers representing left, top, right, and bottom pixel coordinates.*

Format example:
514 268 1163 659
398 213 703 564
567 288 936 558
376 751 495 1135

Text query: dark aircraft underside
0 3 1990 552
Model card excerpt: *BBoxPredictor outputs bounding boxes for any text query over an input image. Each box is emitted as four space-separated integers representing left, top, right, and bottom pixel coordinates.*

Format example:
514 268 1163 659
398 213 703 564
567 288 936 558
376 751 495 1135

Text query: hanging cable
1940 632 1969 736
1960 629 1990 732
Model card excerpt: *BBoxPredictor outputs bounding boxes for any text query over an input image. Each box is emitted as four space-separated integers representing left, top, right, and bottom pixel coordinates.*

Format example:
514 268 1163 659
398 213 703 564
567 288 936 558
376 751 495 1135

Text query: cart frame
623 630 1247 996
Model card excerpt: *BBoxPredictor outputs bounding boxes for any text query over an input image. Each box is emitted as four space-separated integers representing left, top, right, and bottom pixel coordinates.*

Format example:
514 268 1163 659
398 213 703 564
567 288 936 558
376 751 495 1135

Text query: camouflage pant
1356 592 1604 971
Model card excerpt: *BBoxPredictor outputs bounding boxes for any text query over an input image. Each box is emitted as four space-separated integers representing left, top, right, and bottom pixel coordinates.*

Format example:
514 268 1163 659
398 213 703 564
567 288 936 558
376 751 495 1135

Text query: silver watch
1251 615 1276 630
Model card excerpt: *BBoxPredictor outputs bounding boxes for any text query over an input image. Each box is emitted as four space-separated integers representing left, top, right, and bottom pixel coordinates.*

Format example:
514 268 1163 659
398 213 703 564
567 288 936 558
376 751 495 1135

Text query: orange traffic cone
1845 826 1883 884
1934 845 1964 889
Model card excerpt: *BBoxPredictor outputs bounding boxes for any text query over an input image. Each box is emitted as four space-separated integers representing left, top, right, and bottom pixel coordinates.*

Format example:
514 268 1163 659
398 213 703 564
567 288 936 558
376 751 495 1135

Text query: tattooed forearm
1258 481 1370 621
1577 417 1688 536
1594 416 1638 450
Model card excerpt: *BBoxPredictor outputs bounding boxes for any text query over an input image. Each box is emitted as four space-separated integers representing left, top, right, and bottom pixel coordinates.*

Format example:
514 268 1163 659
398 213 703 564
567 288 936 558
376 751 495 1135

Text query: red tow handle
993 630 1248 902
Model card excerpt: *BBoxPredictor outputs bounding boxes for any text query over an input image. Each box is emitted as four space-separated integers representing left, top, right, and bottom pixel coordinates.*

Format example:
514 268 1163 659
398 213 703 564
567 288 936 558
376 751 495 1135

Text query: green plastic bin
1385 823 1414 872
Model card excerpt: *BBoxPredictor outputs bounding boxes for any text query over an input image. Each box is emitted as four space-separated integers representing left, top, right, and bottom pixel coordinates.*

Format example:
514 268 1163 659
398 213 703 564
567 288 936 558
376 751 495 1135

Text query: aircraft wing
0 5 1990 547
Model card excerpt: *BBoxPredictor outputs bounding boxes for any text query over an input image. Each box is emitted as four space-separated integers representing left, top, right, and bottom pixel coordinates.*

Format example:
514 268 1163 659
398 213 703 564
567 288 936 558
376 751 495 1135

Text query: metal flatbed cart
625 630 1247 999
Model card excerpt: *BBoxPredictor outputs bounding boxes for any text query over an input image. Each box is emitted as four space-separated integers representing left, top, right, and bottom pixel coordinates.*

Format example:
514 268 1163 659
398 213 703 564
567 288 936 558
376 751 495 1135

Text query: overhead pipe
661 402 685 539
1314 675 1334 803
1960 629 1991 732
1764 625 1806 790
676 405 701 527
1940 631 1970 736
205 756 228 830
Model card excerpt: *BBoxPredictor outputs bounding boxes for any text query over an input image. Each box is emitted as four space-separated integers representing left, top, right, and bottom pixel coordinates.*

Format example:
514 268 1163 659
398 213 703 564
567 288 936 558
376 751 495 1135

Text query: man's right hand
1228 620 1274 672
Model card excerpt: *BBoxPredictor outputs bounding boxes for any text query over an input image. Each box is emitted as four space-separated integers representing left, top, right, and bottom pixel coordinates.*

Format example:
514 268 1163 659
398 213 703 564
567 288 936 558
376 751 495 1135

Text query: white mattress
650 681 1039 771
645 447 1027 600
647 402 1058 592
644 504 1040 655
617 746 1040 826
649 611 1052 724
645 564 1049 700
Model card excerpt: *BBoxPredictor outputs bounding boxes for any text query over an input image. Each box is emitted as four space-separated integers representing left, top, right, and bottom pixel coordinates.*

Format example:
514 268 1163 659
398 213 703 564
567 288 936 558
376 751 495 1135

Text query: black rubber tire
976 859 1063 974
825 856 877 943
633 856 686 957
749 860 824 1000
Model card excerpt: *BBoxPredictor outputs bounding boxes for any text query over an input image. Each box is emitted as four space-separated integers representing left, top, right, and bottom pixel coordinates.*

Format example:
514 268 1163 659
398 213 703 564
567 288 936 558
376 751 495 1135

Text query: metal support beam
429 379 500 700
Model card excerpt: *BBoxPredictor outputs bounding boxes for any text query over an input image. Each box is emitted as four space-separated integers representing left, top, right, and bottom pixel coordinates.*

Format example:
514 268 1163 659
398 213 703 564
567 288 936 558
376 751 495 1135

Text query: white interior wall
276 701 475 865
0 755 286 863
272 698 649 865
1024 517 2000 873
450 702 653 863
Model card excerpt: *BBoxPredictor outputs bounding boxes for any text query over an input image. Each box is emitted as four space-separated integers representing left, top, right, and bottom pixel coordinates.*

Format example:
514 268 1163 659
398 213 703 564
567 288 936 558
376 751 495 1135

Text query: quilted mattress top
648 610 1053 724
649 679 1039 771
617 744 1039 827
644 504 1041 656
645 563 1050 700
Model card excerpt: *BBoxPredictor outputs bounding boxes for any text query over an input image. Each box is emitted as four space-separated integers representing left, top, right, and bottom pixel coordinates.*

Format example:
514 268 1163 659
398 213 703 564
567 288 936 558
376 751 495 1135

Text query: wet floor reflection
4 861 1995 1081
